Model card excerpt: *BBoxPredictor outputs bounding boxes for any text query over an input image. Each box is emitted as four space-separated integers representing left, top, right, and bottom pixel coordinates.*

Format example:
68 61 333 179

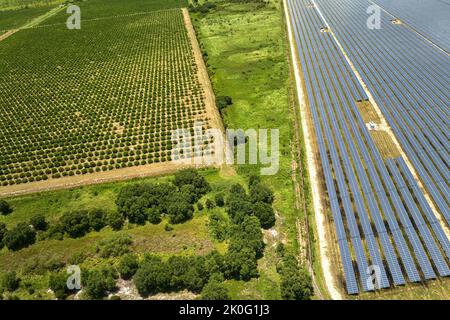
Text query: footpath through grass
191 0 304 299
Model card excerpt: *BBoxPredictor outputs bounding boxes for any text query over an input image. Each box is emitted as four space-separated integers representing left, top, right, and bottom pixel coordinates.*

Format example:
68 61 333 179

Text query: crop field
287 0 449 297
0 1 218 192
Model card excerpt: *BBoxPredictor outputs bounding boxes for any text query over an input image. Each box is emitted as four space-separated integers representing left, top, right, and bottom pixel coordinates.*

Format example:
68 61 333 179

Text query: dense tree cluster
278 254 313 300
133 251 224 296
58 209 116 239
226 177 275 229
116 169 210 225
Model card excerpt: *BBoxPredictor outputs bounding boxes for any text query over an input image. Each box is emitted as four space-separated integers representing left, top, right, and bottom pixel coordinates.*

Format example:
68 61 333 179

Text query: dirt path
182 8 224 133
0 5 66 43
0 161 220 198
283 0 342 300
0 29 18 41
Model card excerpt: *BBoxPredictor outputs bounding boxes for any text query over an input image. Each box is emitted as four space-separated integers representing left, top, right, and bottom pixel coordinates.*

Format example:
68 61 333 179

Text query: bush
214 193 225 207
252 202 275 229
106 211 125 231
29 214 48 231
49 271 74 300
43 223 64 240
197 202 204 211
3 223 36 251
133 255 171 296
147 207 161 224
173 169 211 199
0 222 7 249
0 200 13 215
249 183 274 204
205 199 215 210
84 267 117 300
200 274 230 300
166 193 194 224
61 210 90 238
96 234 132 258
215 96 233 110
1 271 20 292
279 254 313 300
117 254 139 280
88 209 106 231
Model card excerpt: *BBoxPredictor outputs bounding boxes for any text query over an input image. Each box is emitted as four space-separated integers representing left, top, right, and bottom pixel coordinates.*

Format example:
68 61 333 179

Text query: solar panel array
370 0 450 52
287 0 450 295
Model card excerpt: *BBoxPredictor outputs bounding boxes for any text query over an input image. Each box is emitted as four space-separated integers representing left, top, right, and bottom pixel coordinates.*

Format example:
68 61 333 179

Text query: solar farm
287 0 449 296
0 0 219 194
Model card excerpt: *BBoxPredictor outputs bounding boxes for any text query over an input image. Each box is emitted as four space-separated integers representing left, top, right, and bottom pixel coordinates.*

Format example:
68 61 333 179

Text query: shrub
147 207 161 224
200 274 230 300
61 210 90 238
49 272 73 300
3 223 36 251
252 202 276 229
133 255 171 296
215 96 233 110
205 198 215 210
106 211 125 231
1 271 20 292
96 234 132 258
197 202 204 211
0 200 13 215
88 209 106 231
84 267 117 300
166 193 194 224
29 214 48 231
173 169 211 198
117 254 139 280
249 183 274 204
279 254 313 300
214 193 225 207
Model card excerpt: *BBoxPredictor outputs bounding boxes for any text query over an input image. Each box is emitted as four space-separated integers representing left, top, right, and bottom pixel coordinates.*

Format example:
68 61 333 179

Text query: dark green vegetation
191 0 313 299
0 2 211 186
0 6 50 31
0 168 303 300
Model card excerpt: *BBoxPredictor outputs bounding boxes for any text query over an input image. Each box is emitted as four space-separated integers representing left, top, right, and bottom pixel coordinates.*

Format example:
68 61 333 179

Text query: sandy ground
311 0 450 238
0 161 219 197
0 8 226 198
182 8 224 133
283 0 342 300
0 29 18 41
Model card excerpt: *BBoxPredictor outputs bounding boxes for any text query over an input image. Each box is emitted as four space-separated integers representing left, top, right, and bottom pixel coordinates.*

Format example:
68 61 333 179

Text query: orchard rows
0 9 213 186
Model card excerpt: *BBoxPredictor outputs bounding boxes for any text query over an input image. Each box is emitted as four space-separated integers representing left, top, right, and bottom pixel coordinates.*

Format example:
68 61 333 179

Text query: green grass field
191 0 304 299
0 5 53 31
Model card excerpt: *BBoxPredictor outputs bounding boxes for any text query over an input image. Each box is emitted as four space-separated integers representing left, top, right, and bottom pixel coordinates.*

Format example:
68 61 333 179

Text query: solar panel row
313 0 450 224
287 0 450 294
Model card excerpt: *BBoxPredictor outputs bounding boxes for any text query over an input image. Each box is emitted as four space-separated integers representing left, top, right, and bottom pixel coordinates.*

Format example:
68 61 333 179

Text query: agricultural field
0 0 220 194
